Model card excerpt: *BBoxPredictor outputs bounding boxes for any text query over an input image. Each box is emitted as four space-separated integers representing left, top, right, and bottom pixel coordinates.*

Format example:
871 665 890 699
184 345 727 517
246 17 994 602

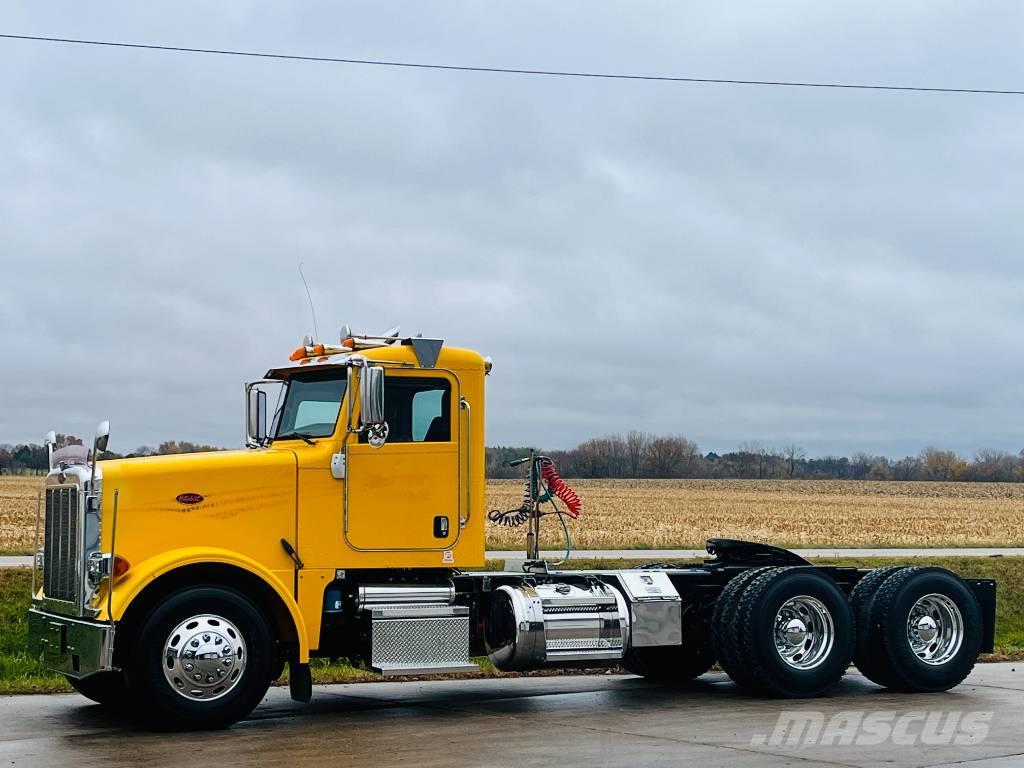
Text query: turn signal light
112 556 131 579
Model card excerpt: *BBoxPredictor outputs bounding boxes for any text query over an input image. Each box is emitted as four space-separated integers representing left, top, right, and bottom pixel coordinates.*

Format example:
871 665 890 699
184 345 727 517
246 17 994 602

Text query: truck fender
107 547 310 663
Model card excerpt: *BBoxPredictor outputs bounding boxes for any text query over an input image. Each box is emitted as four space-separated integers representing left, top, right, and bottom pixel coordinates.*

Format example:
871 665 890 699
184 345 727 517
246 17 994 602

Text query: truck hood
98 448 298 549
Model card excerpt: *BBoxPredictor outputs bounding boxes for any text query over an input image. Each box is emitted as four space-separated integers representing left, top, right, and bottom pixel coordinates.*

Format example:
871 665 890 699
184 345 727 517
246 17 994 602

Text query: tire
718 567 854 697
857 566 981 692
125 586 275 729
712 567 779 689
848 566 908 687
65 671 128 708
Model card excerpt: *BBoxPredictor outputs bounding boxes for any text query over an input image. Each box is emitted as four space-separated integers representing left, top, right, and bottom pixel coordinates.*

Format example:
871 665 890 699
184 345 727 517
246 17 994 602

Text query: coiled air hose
539 458 581 518
487 471 535 527
487 458 582 525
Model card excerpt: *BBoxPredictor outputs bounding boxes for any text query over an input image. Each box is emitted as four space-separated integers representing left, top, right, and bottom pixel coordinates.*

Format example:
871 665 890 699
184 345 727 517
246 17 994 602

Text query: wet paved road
1 664 1021 767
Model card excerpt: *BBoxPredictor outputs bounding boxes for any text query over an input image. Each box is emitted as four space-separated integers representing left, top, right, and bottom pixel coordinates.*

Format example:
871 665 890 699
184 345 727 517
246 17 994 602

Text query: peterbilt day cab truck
28 328 996 729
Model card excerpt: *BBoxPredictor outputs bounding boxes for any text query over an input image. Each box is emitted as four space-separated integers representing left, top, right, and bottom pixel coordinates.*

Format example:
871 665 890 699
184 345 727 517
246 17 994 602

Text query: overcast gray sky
2 2 1023 457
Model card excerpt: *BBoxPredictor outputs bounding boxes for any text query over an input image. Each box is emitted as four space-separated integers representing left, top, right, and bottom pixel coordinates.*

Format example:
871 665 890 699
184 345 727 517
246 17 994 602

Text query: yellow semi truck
28 328 996 728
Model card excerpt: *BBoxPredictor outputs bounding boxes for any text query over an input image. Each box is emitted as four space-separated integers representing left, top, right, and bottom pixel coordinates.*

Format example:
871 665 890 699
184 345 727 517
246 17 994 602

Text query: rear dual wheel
850 566 981 692
714 566 854 697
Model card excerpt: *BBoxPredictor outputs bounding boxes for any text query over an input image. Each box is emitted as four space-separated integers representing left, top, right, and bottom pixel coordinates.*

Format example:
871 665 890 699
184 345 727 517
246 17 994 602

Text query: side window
362 376 452 443
412 389 445 441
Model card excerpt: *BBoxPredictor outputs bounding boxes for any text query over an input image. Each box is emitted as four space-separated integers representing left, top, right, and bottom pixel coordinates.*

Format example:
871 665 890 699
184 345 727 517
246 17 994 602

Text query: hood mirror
44 430 57 469
90 420 109 490
94 421 110 454
246 386 268 446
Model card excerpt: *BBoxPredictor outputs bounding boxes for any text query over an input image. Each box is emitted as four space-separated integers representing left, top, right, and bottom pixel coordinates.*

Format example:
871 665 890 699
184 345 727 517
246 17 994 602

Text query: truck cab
29 331 487 725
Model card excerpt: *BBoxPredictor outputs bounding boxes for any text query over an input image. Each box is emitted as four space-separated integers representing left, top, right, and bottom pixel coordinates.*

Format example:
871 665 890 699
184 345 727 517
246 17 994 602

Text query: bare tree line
0 438 223 474
4 433 1024 483
487 433 1024 482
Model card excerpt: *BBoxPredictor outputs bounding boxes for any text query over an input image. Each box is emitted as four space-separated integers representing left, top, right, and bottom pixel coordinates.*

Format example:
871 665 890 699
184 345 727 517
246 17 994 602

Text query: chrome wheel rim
774 595 835 670
907 593 963 666
163 614 247 701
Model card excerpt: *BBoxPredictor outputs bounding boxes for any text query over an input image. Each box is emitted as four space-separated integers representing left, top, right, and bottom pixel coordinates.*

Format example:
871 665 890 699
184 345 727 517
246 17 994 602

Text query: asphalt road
1 664 1021 767
4 548 1024 569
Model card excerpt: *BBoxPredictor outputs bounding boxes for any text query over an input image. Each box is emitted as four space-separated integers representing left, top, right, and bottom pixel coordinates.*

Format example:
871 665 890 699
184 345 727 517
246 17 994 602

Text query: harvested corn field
485 478 1024 550
3 476 1023 553
0 477 42 554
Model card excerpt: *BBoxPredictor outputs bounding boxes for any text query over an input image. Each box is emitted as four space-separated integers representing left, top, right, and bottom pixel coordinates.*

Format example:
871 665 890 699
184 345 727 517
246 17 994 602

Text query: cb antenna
298 262 320 342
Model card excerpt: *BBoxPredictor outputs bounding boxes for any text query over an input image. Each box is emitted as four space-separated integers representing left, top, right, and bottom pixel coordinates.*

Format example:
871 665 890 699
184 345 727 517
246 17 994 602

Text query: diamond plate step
369 604 477 676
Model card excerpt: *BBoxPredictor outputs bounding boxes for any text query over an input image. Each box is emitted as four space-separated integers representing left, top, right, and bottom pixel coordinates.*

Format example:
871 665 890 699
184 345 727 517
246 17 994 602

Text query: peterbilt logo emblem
176 493 204 505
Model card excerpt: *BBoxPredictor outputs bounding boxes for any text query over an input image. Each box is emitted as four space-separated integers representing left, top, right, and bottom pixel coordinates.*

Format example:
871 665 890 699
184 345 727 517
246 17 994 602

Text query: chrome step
367 602 477 677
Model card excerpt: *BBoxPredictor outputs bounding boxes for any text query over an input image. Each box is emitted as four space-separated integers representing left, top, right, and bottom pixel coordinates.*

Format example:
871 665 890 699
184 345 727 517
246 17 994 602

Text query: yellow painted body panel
346 442 460 550
99 344 488 654
98 448 299 574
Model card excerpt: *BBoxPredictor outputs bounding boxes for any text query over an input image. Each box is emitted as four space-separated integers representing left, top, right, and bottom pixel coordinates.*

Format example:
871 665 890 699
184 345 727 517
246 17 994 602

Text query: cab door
344 370 462 551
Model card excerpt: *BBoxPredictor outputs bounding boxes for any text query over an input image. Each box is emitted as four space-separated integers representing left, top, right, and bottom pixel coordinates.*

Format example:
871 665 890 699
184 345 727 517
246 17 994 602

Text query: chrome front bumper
27 607 115 679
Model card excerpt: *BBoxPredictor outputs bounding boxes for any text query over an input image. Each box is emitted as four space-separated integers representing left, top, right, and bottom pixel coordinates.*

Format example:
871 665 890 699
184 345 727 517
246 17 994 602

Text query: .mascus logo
176 493 204 505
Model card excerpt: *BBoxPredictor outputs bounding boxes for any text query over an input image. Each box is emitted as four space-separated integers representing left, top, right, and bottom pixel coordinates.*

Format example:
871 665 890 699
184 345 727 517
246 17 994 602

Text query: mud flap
289 661 312 703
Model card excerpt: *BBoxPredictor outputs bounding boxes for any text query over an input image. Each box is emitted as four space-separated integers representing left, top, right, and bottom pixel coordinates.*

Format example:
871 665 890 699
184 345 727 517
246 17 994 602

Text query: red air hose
540 460 582 518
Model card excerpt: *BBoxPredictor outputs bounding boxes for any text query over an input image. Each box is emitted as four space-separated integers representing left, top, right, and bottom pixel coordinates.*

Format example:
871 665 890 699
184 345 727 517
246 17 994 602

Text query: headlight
87 552 111 587
86 552 130 587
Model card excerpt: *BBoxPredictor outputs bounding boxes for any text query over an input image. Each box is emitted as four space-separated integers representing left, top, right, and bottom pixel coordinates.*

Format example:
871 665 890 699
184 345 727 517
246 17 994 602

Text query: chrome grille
44 487 80 603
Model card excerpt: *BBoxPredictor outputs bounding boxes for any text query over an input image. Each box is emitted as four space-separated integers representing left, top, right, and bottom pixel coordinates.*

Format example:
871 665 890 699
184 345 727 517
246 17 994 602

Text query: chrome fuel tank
484 581 629 670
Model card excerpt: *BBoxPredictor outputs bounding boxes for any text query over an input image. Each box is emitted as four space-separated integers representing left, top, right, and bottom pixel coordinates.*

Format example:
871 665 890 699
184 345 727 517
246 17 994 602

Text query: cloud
1 1 1023 457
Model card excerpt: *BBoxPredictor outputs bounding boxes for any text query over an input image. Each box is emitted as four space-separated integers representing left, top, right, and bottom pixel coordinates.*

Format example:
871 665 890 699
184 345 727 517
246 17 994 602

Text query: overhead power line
2 32 1022 96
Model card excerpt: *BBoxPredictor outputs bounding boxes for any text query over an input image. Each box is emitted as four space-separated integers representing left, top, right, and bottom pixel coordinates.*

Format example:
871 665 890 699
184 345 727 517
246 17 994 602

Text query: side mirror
94 421 110 454
360 366 385 426
247 387 268 445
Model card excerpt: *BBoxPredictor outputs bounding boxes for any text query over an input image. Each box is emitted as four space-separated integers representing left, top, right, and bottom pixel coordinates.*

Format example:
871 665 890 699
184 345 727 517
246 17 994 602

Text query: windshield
274 369 347 439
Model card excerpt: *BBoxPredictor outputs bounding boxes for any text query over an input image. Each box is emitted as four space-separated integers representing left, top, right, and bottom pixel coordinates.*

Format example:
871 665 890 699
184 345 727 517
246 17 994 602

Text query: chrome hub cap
907 594 963 665
783 618 809 646
163 614 246 700
774 595 835 670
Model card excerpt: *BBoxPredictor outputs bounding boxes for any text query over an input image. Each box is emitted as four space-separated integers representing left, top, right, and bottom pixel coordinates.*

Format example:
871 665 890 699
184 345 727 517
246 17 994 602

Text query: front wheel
125 586 275 729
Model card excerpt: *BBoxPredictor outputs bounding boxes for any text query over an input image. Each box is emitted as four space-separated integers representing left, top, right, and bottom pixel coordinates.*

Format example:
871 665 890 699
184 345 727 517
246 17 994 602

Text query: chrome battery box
615 571 682 648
